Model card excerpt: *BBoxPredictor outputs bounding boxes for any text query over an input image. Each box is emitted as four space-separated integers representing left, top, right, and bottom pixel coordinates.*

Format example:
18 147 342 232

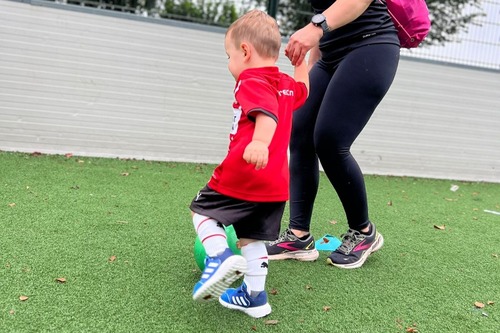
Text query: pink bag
382 0 431 48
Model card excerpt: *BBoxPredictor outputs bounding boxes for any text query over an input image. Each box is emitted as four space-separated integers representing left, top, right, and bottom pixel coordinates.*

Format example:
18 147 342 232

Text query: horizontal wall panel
1 0 499 183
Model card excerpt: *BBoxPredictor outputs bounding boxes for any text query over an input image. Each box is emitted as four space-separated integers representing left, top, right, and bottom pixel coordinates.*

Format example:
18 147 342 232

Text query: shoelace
337 229 365 254
268 228 295 245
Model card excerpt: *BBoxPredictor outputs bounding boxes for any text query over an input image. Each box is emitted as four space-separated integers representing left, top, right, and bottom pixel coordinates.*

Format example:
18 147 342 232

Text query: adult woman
266 0 400 269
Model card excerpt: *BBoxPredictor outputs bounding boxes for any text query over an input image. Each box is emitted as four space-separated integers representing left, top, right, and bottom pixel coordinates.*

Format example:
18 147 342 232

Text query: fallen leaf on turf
406 327 418 333
487 301 494 305
65 153 73 158
19 296 28 301
434 225 446 230
251 325 257 331
56 277 66 283
305 285 312 290
444 198 457 202
330 220 337 225
9 309 15 315
474 302 485 308
323 306 331 311
270 288 278 295
109 256 117 262
387 200 393 206
492 254 498 258
264 320 278 325
77 159 85 163
121 172 130 176
8 203 15 207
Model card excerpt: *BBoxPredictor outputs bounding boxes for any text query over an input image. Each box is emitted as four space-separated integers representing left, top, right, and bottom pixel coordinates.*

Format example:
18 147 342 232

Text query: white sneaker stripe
231 296 248 306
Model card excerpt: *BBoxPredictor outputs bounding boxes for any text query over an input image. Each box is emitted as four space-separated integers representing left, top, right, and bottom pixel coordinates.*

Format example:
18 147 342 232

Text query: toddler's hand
243 140 269 170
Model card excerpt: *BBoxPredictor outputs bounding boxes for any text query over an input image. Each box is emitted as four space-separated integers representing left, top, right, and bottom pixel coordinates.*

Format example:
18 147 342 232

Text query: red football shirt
208 67 307 202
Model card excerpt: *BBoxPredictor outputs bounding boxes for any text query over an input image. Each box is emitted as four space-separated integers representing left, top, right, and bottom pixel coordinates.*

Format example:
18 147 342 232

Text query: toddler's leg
192 213 247 302
242 241 268 297
193 213 227 256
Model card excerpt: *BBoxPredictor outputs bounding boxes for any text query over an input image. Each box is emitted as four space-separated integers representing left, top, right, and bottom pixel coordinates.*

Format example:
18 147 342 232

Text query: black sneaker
266 229 319 261
326 224 384 269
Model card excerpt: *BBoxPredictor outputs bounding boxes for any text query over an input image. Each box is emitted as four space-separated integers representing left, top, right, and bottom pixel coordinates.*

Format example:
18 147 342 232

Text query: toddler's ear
241 42 250 58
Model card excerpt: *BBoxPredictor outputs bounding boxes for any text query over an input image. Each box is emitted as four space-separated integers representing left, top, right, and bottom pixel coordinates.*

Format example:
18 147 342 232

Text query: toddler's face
224 33 246 80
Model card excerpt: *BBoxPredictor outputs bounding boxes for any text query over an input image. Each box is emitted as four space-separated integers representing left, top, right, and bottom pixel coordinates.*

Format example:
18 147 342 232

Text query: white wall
1 0 499 183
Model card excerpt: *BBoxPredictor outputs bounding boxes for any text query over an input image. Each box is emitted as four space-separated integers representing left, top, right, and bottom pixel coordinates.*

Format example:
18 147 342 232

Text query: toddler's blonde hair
226 9 281 59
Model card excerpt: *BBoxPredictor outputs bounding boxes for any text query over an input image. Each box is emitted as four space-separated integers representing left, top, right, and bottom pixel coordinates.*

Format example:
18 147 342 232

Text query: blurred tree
73 0 157 14
426 0 485 45
81 0 485 46
160 0 238 26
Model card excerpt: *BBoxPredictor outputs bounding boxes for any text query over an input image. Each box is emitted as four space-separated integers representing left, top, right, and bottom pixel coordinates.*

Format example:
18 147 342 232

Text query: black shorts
189 185 285 241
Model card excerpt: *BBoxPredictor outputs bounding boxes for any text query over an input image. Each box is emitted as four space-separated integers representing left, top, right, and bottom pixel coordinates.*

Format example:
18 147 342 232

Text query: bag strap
377 0 414 43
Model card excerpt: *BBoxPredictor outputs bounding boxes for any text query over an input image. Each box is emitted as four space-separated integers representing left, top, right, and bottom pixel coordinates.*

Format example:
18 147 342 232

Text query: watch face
312 14 325 25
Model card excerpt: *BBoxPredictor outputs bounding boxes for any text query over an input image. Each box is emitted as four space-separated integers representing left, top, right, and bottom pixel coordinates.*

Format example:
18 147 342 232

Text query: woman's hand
285 24 323 66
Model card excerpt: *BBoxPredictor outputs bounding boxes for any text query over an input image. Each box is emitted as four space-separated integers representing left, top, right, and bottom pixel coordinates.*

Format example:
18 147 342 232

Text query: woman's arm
322 0 373 31
285 0 373 66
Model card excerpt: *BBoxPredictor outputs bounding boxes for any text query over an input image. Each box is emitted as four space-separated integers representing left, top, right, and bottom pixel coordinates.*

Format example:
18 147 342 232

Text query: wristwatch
311 14 330 33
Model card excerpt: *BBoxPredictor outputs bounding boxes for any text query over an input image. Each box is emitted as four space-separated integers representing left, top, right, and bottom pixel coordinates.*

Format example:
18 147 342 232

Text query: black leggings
289 43 400 232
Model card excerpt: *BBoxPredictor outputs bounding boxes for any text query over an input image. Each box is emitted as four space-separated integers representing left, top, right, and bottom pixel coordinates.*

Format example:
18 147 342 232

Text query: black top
310 0 399 60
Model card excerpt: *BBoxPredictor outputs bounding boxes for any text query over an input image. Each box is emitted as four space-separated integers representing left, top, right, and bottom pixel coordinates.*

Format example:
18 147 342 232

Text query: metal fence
401 0 500 70
50 0 500 70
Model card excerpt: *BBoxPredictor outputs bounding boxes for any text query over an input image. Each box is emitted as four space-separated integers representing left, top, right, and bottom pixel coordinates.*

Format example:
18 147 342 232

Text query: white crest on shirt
230 80 243 135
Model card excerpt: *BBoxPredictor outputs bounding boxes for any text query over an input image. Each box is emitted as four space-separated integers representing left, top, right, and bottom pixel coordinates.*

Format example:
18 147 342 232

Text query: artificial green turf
1 151 499 332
